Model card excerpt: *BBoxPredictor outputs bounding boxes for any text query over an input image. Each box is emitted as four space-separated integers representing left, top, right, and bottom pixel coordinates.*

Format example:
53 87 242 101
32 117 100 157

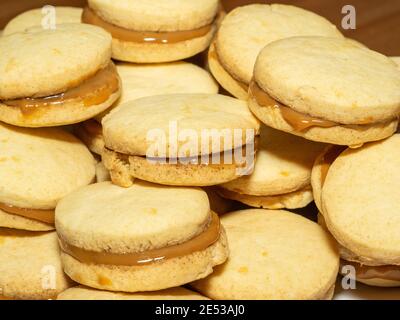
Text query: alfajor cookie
75 62 218 155
249 36 400 146
0 23 120 127
313 135 400 287
218 126 325 209
3 6 83 36
0 123 95 231
82 0 220 63
191 209 339 300
209 4 343 99
55 181 228 292
58 285 208 300
102 94 260 187
0 229 72 300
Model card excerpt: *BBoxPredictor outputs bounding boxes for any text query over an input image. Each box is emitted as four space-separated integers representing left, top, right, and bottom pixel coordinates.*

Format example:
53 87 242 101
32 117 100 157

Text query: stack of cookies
0 1 399 300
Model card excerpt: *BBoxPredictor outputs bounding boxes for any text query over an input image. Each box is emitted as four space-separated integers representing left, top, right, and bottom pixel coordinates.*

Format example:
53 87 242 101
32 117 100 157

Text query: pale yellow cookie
250 36 400 146
83 0 220 63
58 285 209 300
0 123 95 231
192 209 339 299
56 181 228 292
0 23 120 127
210 4 343 98
0 229 73 300
319 135 400 286
219 126 324 209
3 7 83 35
102 94 260 187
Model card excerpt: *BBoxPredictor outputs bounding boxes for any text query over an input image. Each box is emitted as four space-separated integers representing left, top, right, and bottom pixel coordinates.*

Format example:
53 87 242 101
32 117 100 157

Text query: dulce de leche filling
60 212 220 266
3 63 119 116
250 81 339 131
319 146 347 187
82 7 214 44
342 260 400 282
0 202 54 225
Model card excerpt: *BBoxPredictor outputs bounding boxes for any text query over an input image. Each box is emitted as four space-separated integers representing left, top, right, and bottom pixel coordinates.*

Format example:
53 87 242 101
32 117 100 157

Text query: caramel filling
320 146 347 186
82 7 214 44
250 81 339 131
0 202 54 225
342 260 400 282
3 63 119 115
60 212 220 266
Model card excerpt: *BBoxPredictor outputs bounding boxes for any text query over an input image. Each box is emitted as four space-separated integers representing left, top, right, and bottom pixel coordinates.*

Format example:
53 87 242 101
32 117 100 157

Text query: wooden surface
0 0 399 56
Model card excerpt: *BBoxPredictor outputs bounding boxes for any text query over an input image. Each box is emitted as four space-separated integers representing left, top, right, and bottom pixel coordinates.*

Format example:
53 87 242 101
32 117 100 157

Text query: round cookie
55 181 229 292
319 134 400 286
102 94 260 187
82 0 220 63
210 4 343 99
0 123 95 231
0 23 120 127
250 36 400 146
0 229 73 299
218 126 325 209
75 62 218 155
58 285 209 300
191 209 339 300
3 6 83 36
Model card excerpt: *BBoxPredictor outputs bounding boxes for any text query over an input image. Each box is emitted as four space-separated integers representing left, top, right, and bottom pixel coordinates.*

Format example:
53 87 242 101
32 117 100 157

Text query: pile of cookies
0 1 399 300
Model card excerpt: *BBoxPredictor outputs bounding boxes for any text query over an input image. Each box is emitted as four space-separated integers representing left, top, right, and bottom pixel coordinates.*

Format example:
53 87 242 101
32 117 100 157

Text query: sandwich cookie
250 36 400 146
102 94 260 187
313 135 400 287
75 62 218 155
82 0 220 63
3 6 83 35
0 229 72 300
191 209 339 300
58 285 208 300
0 23 120 127
56 181 228 292
218 126 325 209
0 123 95 231
209 4 343 99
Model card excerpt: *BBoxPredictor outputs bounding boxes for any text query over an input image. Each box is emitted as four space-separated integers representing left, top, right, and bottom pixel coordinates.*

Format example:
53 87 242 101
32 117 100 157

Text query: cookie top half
0 23 111 100
3 6 83 36
255 36 400 124
322 134 400 265
88 0 219 31
0 123 95 209
103 94 260 156
56 181 211 253
216 4 343 84
192 209 339 300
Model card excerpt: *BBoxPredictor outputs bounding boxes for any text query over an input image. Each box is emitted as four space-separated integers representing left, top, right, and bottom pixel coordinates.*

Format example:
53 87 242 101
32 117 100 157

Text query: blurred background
0 0 399 56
